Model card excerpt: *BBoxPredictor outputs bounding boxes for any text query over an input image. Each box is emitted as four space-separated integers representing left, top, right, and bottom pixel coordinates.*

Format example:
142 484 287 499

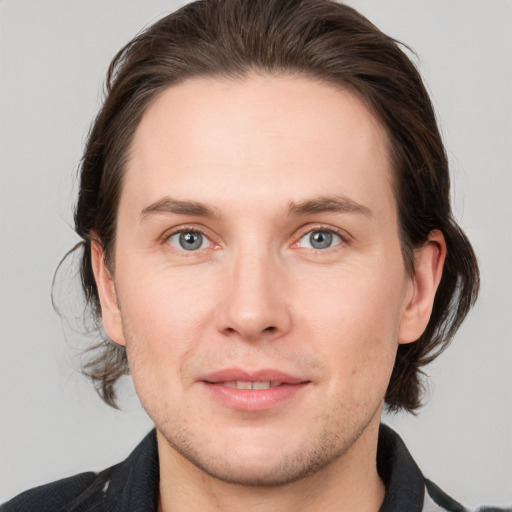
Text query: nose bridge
219 240 291 340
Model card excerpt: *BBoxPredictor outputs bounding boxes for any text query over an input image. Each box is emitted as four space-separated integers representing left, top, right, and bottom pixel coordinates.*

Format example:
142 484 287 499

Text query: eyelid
159 223 350 251
292 224 350 248
161 224 219 251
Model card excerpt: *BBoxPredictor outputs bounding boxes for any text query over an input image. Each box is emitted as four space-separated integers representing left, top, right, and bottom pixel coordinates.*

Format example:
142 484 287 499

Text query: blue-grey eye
167 231 208 251
298 230 342 250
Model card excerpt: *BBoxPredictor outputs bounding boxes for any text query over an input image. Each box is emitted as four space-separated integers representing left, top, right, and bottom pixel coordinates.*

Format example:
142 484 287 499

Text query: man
1 1 507 511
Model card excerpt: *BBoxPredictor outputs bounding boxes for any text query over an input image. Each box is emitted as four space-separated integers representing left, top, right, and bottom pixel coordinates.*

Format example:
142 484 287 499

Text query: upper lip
201 369 308 385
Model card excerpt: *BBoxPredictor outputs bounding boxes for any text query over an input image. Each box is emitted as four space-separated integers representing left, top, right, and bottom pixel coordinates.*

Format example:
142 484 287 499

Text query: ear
90 240 126 346
398 229 447 344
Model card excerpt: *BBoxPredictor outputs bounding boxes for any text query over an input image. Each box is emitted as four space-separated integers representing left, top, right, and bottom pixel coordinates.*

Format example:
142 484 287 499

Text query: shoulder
0 466 117 512
425 480 511 512
1 430 159 512
378 425 511 512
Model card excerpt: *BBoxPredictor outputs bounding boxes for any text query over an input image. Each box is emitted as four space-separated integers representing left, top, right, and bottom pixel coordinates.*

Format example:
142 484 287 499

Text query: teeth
252 381 271 390
221 381 280 389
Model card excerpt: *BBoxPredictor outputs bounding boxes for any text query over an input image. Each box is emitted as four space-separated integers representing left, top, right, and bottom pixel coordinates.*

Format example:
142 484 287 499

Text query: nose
216 251 292 342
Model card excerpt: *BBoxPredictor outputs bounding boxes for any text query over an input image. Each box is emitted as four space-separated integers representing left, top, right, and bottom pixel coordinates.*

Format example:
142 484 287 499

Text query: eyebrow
139 195 373 221
140 197 218 220
287 196 373 218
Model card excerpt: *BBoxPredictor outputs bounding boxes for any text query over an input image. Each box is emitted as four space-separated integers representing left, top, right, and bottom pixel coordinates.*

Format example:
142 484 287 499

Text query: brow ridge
287 195 373 217
140 197 218 220
139 195 372 221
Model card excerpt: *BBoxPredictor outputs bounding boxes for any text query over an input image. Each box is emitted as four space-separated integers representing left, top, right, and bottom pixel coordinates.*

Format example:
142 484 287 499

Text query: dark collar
377 423 425 511
104 429 160 511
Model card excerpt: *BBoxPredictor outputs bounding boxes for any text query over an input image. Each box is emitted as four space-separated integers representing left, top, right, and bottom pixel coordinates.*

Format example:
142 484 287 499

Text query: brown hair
71 0 479 412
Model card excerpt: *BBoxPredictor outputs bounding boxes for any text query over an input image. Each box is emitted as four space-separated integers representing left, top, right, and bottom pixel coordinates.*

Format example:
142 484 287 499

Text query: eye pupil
310 231 332 249
179 232 203 250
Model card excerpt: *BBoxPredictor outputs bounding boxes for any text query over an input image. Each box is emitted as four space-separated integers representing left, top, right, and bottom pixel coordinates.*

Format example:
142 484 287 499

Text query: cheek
118 275 217 422
297 264 405 396
300 261 405 337
116 265 219 382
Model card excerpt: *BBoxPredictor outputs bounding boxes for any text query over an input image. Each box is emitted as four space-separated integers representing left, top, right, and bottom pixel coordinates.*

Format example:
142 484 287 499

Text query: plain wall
1 0 511 508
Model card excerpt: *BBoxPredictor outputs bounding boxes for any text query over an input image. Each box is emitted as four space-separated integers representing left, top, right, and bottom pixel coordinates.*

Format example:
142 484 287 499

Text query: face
94 74 439 486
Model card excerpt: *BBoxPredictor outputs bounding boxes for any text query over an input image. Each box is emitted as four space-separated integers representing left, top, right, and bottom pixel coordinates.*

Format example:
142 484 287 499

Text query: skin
92 74 445 512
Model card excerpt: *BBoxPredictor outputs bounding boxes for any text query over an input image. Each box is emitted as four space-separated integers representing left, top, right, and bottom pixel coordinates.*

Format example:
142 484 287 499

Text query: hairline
103 69 409 272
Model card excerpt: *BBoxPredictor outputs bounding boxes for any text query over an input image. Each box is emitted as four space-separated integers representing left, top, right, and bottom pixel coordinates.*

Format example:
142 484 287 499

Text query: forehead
122 74 394 221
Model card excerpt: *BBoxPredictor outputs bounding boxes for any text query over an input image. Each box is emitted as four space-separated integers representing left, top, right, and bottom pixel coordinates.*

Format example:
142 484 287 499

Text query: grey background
0 0 511 507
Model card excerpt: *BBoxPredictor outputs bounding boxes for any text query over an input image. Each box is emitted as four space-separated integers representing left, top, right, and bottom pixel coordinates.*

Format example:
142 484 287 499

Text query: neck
157 421 385 512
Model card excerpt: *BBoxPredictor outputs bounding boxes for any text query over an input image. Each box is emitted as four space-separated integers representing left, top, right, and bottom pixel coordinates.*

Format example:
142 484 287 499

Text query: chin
159 423 358 488
184 449 341 487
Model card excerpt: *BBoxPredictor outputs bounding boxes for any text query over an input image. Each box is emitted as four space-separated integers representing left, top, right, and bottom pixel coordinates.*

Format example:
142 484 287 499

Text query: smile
200 369 310 412
215 381 283 390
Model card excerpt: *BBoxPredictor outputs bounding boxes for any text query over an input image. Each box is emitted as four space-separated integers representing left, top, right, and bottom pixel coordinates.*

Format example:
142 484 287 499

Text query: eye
166 230 210 251
297 229 343 250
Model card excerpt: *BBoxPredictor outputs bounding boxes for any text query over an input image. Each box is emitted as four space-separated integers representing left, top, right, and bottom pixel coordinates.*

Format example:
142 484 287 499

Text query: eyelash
294 225 348 251
161 225 349 254
162 226 217 253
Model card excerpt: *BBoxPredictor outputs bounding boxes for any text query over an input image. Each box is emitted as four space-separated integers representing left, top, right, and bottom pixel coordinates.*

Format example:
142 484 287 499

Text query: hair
71 0 479 412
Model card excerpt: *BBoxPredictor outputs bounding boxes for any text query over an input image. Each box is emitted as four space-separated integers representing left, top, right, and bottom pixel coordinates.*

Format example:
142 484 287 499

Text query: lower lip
202 382 309 412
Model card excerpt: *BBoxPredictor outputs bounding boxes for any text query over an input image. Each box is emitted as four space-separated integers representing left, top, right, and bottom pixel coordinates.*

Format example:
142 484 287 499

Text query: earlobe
398 230 447 345
90 240 126 346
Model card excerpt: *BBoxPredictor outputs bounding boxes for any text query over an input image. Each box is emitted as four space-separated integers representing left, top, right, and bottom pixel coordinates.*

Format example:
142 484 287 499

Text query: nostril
263 326 277 333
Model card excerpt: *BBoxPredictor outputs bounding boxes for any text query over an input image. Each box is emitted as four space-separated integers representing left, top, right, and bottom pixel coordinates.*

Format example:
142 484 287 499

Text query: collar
105 429 160 511
377 423 426 511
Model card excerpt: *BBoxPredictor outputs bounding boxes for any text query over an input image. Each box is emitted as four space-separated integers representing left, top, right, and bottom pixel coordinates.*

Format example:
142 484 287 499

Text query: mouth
212 381 284 390
200 369 310 412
